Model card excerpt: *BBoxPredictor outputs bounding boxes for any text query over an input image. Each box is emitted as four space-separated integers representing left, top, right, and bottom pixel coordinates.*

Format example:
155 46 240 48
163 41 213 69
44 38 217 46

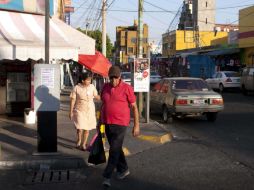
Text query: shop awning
79 51 112 77
205 48 240 56
0 10 95 61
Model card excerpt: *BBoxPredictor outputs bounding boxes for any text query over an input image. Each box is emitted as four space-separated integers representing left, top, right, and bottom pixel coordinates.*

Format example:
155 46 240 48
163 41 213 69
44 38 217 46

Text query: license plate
193 99 205 104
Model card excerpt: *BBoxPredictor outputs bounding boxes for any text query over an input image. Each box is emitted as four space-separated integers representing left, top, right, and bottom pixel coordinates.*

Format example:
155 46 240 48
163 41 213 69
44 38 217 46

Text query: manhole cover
24 169 84 185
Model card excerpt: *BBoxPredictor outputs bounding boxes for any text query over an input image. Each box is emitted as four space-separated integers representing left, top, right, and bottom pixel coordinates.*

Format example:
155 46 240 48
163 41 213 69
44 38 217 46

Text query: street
1 92 254 190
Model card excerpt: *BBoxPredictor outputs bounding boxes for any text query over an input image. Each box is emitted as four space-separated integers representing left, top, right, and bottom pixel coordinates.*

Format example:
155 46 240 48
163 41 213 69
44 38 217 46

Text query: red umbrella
78 51 112 77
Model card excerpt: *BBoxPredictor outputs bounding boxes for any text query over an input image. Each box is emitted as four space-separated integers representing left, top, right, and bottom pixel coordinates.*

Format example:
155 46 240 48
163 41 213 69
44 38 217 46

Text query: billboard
0 0 54 15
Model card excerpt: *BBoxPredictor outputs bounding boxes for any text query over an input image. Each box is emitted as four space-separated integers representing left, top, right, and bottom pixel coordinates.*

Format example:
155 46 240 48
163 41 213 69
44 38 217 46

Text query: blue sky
70 0 254 44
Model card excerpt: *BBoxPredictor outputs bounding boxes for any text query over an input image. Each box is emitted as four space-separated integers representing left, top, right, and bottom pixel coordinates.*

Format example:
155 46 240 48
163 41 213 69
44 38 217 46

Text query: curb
0 157 86 170
137 133 173 144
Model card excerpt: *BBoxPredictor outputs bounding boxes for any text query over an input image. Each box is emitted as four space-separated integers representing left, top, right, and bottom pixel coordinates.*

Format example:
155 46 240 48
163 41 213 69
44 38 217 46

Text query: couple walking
69 66 140 187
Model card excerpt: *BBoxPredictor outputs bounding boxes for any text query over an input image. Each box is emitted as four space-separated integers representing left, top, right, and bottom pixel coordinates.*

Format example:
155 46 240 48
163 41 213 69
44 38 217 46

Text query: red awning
78 51 112 77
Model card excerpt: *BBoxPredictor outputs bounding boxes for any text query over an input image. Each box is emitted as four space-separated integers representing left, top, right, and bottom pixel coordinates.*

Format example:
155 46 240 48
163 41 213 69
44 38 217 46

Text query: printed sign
134 58 150 92
41 68 54 89
34 64 60 112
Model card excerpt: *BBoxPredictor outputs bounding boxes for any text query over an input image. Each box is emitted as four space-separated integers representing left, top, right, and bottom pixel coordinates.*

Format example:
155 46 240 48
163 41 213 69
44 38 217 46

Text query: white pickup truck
241 67 254 95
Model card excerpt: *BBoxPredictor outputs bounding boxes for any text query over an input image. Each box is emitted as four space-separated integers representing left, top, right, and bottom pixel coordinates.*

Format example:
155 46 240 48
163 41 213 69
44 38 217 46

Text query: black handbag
88 132 106 165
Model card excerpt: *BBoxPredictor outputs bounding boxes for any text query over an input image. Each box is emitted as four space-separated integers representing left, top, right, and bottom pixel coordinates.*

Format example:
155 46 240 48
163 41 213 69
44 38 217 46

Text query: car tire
162 106 173 123
206 112 217 122
219 84 224 93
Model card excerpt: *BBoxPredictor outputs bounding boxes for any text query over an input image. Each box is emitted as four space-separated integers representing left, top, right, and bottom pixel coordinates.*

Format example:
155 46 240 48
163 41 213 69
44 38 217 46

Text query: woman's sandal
81 144 89 151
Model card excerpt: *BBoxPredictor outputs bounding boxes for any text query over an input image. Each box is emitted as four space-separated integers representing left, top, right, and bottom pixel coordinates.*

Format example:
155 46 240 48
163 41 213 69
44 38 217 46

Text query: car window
152 80 164 92
249 68 254 76
121 73 131 79
217 73 222 78
151 71 159 76
172 79 209 91
242 68 248 76
225 72 239 77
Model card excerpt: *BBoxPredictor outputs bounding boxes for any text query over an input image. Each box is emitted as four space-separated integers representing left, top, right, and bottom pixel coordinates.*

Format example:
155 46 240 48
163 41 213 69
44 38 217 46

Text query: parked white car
205 71 240 92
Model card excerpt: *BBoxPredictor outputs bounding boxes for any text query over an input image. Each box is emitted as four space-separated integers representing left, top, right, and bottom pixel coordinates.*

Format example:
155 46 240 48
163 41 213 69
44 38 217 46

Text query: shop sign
0 0 54 15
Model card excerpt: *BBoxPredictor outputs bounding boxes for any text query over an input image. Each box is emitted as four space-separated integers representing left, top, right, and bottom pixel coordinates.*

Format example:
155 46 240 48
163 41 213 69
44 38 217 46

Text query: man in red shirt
101 66 140 187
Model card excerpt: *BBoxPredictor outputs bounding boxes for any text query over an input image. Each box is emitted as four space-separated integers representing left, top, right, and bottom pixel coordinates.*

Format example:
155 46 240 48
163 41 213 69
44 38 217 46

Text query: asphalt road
151 91 254 170
1 92 254 190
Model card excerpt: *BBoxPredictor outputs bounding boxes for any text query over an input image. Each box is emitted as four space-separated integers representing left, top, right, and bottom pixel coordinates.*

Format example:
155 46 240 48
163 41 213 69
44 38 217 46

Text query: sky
70 0 254 45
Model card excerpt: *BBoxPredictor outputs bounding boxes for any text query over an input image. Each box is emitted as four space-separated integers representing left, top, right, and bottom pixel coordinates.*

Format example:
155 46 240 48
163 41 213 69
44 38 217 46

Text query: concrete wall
192 0 215 31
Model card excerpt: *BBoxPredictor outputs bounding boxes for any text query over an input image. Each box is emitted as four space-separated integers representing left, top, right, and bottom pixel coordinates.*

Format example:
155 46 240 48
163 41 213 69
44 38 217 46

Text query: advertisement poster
134 58 150 92
0 0 54 15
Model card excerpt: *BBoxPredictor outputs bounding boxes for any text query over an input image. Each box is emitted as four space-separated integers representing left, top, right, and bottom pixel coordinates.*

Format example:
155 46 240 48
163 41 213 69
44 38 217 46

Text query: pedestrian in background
100 66 140 187
69 72 100 151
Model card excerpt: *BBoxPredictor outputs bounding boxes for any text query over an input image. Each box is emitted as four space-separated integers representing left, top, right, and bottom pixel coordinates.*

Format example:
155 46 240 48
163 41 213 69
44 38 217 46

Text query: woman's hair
78 72 92 83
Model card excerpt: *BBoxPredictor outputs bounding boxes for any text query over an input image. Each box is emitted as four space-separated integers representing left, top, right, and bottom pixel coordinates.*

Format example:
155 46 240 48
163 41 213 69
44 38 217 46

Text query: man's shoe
102 178 111 187
116 170 130 180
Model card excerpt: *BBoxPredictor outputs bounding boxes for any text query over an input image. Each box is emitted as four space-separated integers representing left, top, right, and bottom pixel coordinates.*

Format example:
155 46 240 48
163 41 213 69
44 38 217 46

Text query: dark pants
103 124 128 179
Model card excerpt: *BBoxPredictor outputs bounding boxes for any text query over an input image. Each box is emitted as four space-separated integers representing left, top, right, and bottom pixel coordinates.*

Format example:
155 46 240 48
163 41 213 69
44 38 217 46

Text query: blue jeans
103 124 128 179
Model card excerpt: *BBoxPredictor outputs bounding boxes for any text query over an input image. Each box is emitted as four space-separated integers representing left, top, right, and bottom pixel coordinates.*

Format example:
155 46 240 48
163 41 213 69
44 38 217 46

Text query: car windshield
121 73 131 79
224 72 239 77
151 71 160 76
172 79 209 91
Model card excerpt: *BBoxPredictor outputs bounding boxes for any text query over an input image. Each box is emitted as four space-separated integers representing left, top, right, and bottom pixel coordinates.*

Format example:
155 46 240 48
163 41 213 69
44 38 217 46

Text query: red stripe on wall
239 31 254 39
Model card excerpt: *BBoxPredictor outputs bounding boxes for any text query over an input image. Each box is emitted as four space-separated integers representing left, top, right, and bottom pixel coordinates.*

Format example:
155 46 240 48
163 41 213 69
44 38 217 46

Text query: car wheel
162 106 173 123
206 112 217 122
219 84 224 93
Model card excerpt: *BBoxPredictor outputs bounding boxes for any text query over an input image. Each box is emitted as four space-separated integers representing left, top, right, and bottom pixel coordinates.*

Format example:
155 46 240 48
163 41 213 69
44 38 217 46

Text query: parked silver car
241 67 254 95
150 77 224 122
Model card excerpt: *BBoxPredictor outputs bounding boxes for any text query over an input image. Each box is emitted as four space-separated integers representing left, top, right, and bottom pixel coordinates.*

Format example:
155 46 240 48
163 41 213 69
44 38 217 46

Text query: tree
77 28 114 58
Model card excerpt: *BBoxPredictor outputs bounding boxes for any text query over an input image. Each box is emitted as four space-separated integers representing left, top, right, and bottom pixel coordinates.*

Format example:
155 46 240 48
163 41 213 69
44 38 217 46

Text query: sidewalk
0 94 172 170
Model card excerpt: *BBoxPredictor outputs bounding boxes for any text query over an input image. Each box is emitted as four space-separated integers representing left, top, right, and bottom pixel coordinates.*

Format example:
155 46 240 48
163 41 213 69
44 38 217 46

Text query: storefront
0 10 95 115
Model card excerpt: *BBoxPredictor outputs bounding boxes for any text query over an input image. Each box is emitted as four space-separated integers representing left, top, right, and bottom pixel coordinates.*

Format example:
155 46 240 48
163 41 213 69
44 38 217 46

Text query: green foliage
77 28 113 58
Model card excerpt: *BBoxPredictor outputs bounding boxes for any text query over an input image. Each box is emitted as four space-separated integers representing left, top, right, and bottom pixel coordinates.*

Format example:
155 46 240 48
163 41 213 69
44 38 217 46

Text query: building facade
162 30 228 57
115 21 149 65
192 0 216 31
239 6 254 66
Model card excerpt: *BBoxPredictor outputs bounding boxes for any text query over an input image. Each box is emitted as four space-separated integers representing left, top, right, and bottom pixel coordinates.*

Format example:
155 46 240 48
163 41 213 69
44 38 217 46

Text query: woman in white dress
69 73 100 150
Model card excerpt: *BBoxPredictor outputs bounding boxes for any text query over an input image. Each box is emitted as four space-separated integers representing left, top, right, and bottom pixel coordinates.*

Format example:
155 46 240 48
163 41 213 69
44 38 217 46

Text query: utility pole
45 0 50 64
138 0 144 118
102 0 107 56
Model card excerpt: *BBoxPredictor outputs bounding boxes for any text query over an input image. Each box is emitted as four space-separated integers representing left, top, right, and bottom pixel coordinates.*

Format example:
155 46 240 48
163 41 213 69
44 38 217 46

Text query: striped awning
0 10 95 61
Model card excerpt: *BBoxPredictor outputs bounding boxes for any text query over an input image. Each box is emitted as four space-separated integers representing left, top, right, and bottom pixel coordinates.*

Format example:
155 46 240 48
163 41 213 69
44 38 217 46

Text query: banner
0 0 54 15
134 58 150 92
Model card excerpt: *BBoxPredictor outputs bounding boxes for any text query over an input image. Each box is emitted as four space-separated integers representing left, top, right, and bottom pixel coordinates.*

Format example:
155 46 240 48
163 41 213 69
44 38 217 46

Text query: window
128 47 133 53
206 18 208 24
131 38 136 43
206 1 208 7
143 38 148 43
